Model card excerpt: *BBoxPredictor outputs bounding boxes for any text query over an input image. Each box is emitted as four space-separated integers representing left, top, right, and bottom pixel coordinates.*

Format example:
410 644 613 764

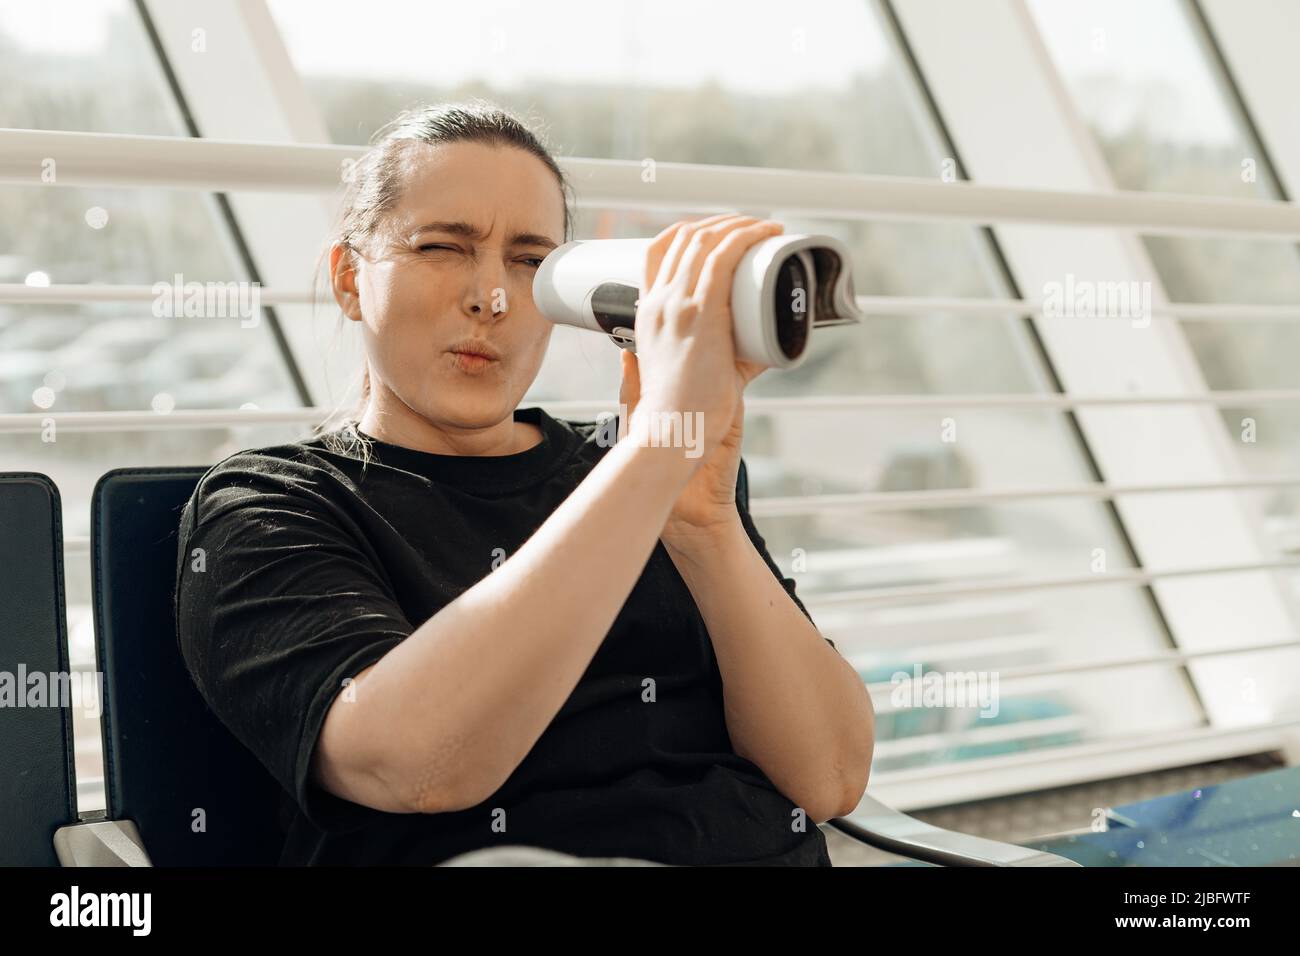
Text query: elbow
319 666 506 816
835 760 872 819
811 767 870 824
406 773 490 815
402 767 455 815
407 786 469 816
812 651 876 821
824 721 875 821
787 698 877 823
803 782 863 825
809 769 870 824
796 747 873 824
400 736 505 815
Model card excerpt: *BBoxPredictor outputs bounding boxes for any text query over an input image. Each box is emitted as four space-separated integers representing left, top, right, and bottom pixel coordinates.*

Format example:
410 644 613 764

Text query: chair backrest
92 467 284 865
0 473 78 865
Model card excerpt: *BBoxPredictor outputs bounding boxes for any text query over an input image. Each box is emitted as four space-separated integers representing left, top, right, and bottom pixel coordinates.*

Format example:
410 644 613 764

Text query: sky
0 0 889 93
265 0 889 93
0 0 1242 143
1026 0 1239 145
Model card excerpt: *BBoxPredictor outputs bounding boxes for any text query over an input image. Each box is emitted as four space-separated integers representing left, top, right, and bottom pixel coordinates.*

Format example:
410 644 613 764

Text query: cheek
514 301 551 344
515 267 542 299
385 261 444 308
367 264 445 338
361 286 433 377
519 323 554 374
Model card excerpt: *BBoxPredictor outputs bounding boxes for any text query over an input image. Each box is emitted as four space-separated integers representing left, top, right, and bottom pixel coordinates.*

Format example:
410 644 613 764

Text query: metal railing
5 128 1300 237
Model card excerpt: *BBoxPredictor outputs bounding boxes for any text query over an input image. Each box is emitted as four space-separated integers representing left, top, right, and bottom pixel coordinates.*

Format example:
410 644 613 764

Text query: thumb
618 348 640 419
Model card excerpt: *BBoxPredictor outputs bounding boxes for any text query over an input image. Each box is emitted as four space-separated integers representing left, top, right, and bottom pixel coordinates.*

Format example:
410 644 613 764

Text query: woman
174 102 874 867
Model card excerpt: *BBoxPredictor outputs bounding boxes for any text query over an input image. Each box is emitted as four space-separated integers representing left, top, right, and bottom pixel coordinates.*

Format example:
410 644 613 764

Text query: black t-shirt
174 404 836 866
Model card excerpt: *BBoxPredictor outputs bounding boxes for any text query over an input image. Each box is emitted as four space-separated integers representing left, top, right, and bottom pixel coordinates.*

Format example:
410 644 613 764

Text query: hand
619 214 782 542
620 347 766 545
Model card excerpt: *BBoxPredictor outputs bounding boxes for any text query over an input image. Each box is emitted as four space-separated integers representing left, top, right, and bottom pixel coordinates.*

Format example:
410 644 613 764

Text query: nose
468 299 502 317
463 258 509 319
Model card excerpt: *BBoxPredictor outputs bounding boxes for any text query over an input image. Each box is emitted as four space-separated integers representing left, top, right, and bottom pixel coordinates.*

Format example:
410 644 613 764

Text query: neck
358 392 540 457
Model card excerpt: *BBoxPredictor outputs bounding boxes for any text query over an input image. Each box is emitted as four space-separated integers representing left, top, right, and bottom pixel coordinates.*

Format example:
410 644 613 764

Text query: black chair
72 460 1073 867
0 473 79 866
87 467 284 865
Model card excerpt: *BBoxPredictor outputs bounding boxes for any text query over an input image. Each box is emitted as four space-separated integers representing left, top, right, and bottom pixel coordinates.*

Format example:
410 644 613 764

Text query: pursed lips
447 343 502 372
448 340 502 361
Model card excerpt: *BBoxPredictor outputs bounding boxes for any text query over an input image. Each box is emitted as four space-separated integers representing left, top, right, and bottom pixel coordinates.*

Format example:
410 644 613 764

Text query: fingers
654 214 744 292
669 217 765 301
637 216 784 370
618 348 640 416
642 223 680 297
642 218 699 295
694 220 784 322
643 213 740 294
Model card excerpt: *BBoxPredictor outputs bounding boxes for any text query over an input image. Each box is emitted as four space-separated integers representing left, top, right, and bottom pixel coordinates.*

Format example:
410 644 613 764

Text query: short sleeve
173 452 414 834
733 459 836 652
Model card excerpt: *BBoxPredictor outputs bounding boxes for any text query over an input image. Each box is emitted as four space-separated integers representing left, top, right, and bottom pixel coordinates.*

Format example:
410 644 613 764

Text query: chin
421 393 514 427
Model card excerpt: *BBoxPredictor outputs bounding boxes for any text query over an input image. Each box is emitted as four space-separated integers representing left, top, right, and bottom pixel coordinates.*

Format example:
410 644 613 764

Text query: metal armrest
828 794 1081 867
54 814 153 867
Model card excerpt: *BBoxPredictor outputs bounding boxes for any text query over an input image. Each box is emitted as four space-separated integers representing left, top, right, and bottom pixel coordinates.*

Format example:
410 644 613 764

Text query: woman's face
332 140 566 451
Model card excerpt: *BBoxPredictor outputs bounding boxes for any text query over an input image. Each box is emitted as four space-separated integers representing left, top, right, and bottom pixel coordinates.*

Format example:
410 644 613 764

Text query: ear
329 241 363 323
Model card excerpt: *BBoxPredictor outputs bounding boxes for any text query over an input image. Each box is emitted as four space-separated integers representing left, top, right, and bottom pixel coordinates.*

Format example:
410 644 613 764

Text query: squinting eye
419 244 457 253
519 258 545 268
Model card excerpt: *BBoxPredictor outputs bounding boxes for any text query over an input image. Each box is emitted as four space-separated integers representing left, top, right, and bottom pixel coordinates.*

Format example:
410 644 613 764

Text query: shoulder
183 432 355 529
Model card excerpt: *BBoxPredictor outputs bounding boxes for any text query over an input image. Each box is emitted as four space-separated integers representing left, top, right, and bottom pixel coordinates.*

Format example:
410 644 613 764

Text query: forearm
664 519 874 822
338 433 699 814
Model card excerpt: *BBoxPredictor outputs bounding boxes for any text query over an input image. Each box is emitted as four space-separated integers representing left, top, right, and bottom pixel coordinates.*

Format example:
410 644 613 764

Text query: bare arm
312 428 699 815
663 520 874 823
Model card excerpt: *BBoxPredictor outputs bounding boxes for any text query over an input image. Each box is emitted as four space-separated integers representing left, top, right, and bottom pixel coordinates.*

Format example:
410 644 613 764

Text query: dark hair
309 100 575 465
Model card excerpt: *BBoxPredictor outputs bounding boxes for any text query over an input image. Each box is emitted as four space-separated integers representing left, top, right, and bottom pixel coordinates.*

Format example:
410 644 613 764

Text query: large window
9 0 1286 806
1029 0 1300 561
0 0 302 812
268 0 1182 773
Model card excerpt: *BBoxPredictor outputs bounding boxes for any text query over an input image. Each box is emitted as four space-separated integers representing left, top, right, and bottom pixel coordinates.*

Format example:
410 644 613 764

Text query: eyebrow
412 220 559 250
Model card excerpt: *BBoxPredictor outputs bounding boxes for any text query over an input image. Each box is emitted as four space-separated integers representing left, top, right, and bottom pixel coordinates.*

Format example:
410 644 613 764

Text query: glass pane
0 0 305 814
0 0 179 134
268 0 928 175
1028 0 1300 564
